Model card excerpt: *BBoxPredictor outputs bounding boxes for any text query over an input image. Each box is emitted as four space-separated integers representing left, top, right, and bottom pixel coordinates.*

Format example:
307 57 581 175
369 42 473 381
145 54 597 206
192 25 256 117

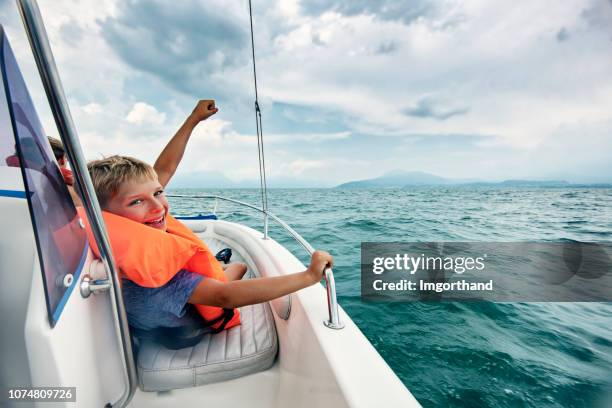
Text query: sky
1 0 611 187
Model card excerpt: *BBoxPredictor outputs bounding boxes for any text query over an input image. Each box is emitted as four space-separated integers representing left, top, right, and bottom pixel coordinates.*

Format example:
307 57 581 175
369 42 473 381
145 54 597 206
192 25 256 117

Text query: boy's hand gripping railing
168 194 345 330
17 1 138 406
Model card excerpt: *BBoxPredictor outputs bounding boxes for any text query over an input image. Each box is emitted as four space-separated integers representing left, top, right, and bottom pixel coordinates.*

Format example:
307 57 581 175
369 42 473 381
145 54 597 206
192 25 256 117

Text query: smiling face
103 176 169 231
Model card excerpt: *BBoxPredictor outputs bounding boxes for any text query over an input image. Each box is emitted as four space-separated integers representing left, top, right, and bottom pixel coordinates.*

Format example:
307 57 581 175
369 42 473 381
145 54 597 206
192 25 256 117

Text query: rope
248 0 269 215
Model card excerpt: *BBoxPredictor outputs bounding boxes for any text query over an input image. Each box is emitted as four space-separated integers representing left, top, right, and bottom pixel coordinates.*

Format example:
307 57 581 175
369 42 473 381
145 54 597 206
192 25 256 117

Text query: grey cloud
375 40 398 55
581 0 612 30
300 0 434 25
312 32 325 46
100 0 249 97
60 20 84 47
402 97 469 121
556 27 569 42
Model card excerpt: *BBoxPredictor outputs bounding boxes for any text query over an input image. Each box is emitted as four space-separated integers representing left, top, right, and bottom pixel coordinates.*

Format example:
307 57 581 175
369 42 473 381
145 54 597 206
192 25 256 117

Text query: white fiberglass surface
130 220 418 408
129 221 347 408
0 175 126 406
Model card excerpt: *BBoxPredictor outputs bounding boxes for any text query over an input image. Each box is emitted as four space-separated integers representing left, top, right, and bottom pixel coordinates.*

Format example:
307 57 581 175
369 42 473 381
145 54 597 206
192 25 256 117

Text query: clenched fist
190 99 219 123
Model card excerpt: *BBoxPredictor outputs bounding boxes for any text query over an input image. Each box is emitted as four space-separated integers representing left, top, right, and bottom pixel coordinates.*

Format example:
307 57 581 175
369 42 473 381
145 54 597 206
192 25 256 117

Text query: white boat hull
0 170 419 407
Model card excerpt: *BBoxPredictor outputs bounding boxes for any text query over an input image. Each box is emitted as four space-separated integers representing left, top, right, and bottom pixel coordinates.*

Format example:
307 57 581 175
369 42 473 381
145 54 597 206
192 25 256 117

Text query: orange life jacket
77 207 240 330
60 167 74 185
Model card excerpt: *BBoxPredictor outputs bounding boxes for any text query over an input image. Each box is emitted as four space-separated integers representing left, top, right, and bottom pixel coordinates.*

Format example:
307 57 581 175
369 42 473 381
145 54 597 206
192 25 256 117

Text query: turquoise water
168 187 612 407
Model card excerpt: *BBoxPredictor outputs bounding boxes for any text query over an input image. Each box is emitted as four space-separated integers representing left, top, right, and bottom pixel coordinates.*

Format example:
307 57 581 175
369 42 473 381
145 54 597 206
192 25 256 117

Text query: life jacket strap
201 308 236 334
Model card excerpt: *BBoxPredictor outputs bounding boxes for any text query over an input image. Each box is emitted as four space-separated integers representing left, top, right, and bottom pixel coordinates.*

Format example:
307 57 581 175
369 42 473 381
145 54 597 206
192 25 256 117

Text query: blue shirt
121 269 203 331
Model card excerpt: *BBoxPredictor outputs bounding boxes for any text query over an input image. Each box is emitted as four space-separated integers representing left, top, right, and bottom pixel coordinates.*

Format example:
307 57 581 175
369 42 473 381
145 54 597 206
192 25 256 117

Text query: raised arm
154 100 219 187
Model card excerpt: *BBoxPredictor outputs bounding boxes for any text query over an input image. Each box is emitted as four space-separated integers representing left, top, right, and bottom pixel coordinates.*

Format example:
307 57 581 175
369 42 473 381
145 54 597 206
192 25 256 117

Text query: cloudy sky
1 0 611 187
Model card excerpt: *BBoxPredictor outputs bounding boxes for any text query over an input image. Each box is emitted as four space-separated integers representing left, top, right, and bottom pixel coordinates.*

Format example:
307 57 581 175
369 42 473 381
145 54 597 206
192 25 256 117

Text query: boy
87 99 332 332
48 136 74 185
87 155 332 332
48 136 81 205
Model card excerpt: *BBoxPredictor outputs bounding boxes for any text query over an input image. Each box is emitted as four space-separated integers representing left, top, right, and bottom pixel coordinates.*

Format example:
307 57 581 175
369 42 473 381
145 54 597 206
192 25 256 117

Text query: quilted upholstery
137 301 277 392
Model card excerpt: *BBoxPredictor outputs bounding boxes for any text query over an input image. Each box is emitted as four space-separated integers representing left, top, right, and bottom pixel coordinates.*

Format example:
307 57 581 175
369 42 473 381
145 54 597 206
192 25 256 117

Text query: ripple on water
171 187 612 408
343 219 384 230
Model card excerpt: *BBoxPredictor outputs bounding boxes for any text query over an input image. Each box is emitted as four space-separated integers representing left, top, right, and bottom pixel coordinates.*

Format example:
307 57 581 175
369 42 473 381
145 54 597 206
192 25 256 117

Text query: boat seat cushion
136 302 277 392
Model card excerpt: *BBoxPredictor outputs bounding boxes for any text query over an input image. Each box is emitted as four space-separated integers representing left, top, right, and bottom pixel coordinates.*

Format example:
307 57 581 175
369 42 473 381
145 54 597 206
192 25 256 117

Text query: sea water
168 187 612 408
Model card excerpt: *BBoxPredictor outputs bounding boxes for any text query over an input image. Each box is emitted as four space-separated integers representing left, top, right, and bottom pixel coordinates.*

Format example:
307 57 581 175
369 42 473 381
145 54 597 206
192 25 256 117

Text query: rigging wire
248 0 269 223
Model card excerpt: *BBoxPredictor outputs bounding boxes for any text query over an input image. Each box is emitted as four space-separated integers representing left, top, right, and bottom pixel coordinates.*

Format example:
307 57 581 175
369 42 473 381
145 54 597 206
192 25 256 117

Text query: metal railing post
168 194 344 330
263 211 269 239
16 1 138 406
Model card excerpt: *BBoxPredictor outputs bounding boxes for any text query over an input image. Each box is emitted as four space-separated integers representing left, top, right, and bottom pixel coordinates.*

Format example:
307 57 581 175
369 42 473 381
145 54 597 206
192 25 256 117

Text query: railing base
324 320 345 330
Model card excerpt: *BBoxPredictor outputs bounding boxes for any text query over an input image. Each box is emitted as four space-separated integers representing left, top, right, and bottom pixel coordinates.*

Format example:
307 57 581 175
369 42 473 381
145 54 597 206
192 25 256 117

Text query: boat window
0 43 15 168
1 29 88 327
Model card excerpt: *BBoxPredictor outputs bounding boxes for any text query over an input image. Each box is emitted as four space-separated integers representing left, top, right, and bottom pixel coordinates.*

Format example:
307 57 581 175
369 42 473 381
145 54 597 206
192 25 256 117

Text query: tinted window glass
0 36 16 168
1 30 87 326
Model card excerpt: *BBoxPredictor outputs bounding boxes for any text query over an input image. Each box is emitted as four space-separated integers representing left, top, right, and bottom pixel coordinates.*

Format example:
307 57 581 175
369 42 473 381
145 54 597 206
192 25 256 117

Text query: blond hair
87 155 157 208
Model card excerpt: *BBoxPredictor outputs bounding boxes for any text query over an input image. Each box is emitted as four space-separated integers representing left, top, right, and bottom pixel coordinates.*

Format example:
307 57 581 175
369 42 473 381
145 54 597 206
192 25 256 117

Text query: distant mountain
168 169 612 189
334 171 605 189
336 170 456 188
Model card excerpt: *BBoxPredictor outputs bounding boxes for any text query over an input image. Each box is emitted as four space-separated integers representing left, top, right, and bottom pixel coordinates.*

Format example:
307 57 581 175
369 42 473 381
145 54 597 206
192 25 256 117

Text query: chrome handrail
168 194 345 329
16 1 138 406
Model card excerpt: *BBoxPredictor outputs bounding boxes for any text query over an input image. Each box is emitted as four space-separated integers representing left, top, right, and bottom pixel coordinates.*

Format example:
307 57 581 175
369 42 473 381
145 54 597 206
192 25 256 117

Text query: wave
174 187 612 407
